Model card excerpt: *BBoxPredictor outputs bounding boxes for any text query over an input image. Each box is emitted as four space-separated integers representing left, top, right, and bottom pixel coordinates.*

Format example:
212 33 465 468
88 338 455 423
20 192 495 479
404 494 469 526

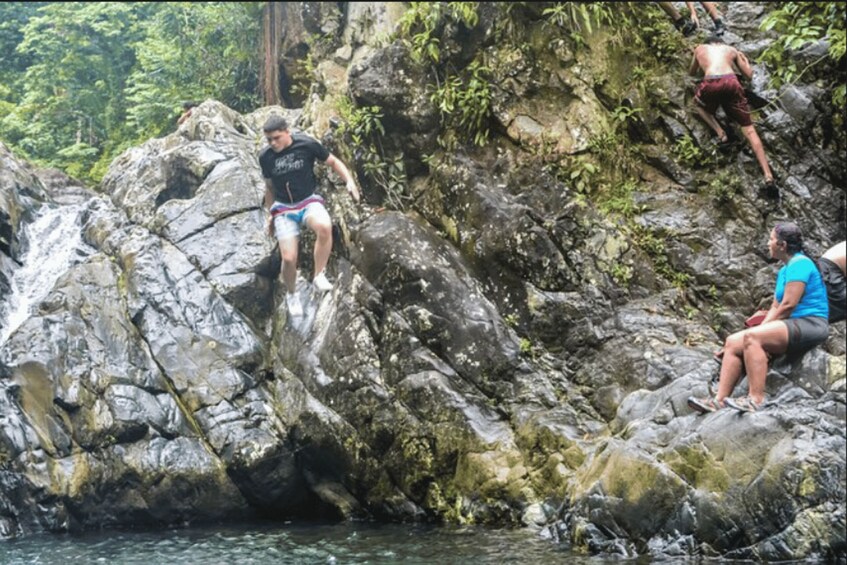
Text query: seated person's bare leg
741 321 789 404
716 331 745 403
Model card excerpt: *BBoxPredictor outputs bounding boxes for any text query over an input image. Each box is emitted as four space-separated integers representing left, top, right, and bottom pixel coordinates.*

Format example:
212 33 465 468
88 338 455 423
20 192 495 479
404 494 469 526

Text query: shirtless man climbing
689 35 776 196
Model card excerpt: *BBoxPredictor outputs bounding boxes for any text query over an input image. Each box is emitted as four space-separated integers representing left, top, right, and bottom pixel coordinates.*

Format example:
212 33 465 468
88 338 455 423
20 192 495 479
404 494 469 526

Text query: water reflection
2 521 611 564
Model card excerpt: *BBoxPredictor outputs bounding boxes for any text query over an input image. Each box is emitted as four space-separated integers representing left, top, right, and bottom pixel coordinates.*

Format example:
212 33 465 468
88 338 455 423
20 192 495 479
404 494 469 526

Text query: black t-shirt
259 133 330 204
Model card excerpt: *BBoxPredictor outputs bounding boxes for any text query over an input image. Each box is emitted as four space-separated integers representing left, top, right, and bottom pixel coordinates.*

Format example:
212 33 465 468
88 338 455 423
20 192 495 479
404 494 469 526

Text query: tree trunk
260 2 284 107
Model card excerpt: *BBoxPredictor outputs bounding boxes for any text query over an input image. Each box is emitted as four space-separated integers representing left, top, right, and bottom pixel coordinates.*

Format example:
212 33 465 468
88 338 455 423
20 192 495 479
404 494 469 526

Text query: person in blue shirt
689 222 830 413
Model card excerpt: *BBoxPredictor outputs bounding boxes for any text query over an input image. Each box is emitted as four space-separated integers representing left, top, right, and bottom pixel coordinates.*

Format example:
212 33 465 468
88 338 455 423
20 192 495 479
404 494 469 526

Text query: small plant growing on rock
431 59 492 149
336 98 410 210
633 225 691 291
504 313 520 328
610 104 642 125
542 3 615 36
398 2 480 64
519 337 534 357
672 135 714 168
706 170 743 203
599 179 641 219
567 159 599 193
611 263 633 287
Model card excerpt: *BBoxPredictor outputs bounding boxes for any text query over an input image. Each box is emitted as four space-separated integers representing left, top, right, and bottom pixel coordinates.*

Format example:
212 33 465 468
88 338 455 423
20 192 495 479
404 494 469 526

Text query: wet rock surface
1 2 845 561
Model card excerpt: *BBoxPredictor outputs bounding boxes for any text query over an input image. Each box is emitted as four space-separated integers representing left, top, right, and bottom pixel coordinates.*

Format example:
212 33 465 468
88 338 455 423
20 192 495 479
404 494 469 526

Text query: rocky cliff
1 2 844 561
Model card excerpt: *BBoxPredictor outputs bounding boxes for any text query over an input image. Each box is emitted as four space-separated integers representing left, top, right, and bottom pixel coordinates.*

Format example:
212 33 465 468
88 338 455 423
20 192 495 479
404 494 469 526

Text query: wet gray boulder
559 349 846 561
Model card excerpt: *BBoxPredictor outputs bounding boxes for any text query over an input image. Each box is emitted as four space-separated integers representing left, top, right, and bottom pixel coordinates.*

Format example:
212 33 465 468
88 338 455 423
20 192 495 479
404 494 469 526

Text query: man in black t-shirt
259 115 360 317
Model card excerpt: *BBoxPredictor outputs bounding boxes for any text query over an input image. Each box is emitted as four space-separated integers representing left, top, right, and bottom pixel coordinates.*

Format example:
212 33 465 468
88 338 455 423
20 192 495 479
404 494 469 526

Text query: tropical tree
125 2 262 140
9 3 151 177
1 2 262 182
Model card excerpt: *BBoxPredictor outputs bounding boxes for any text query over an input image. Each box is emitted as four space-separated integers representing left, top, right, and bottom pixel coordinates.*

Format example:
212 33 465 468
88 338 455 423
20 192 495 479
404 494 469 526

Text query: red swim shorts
694 74 753 127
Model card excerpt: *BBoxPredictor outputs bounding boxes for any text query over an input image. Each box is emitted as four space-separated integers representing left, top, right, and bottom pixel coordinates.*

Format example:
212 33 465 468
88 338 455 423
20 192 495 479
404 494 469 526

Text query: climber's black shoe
759 179 779 200
715 137 735 152
674 17 698 37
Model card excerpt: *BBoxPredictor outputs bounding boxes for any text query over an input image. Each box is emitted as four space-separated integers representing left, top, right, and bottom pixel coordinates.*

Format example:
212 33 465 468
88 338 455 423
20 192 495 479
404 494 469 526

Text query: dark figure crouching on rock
689 222 829 413
177 101 199 125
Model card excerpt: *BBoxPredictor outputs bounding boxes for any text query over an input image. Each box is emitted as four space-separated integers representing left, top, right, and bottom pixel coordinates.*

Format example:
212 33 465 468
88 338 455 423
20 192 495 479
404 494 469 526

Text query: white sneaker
313 271 333 293
286 293 303 317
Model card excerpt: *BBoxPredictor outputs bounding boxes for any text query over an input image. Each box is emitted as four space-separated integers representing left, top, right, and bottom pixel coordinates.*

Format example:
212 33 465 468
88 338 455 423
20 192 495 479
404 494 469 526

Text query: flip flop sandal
708 372 720 396
687 396 721 414
725 396 763 413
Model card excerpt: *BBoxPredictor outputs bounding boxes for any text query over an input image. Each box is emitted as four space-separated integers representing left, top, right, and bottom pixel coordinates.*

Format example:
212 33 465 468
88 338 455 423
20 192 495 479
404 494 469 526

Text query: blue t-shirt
774 253 829 319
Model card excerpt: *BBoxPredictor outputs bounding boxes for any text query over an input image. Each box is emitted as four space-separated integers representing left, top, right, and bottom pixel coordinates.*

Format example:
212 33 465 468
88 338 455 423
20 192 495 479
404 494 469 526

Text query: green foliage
672 135 714 168
125 2 261 138
610 105 642 125
566 159 599 193
631 65 648 83
539 100 642 216
398 2 479 64
633 226 691 290
578 115 640 212
336 98 409 211
611 263 633 286
588 105 641 176
544 3 614 33
0 2 42 95
542 2 619 48
394 2 491 151
0 2 261 183
599 179 640 219
431 60 492 149
706 170 743 204
625 2 687 63
759 2 846 127
55 142 99 180
339 101 385 141
7 3 151 175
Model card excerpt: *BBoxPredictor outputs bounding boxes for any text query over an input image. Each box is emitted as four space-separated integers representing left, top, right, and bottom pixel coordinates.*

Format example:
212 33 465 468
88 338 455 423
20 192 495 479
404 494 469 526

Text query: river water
0 521 622 565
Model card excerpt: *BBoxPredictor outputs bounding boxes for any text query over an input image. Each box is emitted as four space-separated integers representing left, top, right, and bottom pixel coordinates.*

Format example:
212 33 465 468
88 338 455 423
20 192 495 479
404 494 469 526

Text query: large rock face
0 1 844 561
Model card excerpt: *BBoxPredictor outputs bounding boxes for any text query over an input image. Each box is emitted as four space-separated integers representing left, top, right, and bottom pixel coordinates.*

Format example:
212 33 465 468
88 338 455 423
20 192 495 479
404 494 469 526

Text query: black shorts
784 316 829 355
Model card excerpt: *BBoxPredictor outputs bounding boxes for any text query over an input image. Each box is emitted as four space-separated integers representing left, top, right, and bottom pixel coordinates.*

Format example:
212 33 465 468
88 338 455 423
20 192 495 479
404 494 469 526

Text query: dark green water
0 521 620 564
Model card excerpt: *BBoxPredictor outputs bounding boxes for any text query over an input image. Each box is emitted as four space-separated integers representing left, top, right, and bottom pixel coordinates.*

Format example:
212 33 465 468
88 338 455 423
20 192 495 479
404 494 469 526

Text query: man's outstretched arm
735 50 753 81
263 180 276 236
325 154 360 202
